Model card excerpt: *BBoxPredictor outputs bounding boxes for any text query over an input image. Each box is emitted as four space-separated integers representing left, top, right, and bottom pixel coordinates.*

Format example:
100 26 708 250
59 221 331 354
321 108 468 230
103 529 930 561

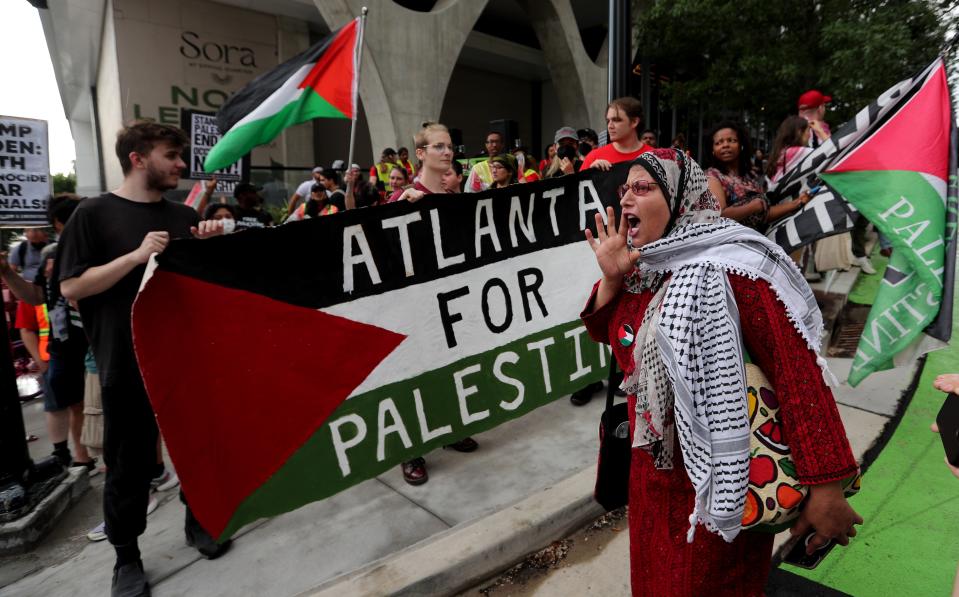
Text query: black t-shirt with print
234 207 274 230
57 193 199 386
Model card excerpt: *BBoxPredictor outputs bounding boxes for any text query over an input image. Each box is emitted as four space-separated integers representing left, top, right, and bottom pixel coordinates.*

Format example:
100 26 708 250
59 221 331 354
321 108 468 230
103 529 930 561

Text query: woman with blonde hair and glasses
390 122 480 483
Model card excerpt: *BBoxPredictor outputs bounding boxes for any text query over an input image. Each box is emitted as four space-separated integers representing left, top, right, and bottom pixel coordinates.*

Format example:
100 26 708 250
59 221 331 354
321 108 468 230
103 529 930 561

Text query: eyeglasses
617 180 660 198
419 143 454 153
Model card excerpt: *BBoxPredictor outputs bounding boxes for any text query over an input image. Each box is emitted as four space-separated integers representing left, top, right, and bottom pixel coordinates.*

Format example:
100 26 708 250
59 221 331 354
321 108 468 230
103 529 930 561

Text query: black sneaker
185 509 232 559
112 560 150 597
52 448 71 468
570 381 604 406
443 437 479 452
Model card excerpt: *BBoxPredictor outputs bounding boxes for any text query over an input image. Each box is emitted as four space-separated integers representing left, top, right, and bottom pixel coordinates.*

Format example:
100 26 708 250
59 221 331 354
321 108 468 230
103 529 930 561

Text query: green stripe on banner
204 89 347 172
220 319 610 538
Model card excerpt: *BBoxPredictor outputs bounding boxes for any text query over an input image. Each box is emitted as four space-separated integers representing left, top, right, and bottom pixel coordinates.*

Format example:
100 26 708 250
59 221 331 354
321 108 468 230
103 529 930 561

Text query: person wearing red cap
797 90 832 148
797 89 878 274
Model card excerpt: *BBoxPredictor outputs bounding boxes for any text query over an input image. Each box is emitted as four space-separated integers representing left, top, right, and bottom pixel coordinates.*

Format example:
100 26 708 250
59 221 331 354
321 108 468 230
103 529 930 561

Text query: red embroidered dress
582 274 857 596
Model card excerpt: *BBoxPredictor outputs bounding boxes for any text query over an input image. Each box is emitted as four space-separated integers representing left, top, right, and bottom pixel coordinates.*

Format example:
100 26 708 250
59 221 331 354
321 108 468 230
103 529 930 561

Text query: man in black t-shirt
58 121 227 597
232 183 274 230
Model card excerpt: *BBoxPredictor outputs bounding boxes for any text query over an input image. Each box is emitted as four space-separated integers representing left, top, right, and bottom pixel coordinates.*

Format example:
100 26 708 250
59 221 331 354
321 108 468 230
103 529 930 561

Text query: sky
2 2 76 175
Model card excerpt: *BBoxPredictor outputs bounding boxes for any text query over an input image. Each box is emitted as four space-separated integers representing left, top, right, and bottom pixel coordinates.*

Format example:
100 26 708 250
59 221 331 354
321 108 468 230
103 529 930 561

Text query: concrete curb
0 468 90 555
301 467 603 597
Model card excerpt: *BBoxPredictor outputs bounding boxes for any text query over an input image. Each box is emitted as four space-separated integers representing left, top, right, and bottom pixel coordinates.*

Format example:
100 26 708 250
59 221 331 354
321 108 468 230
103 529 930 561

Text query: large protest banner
0 116 50 226
132 165 628 540
182 109 248 195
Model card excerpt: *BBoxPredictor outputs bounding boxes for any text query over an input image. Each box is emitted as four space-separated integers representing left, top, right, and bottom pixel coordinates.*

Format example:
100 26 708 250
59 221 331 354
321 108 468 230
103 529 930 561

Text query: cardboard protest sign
0 116 50 226
182 109 248 195
132 165 629 540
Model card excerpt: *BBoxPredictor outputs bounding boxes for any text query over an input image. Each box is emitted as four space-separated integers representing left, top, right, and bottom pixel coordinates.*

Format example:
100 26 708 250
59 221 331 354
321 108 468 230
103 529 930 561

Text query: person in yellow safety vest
369 147 402 194
465 130 506 192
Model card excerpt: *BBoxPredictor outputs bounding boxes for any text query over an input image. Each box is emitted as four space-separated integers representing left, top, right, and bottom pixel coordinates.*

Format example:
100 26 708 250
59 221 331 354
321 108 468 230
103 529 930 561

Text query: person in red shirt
580 96 654 172
570 96 654 406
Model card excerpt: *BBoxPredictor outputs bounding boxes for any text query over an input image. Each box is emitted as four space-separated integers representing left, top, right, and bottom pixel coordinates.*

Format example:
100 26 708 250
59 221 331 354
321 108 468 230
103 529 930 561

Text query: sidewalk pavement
461 355 919 597
0 271 917 597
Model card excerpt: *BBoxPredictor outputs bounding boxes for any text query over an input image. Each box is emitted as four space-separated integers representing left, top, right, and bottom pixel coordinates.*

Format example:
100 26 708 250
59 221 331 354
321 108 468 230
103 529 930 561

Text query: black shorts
42 345 86 412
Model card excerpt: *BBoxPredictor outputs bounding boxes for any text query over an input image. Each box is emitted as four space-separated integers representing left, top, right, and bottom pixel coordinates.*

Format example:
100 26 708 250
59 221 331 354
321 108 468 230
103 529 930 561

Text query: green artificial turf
846 251 889 306
795 269 959 595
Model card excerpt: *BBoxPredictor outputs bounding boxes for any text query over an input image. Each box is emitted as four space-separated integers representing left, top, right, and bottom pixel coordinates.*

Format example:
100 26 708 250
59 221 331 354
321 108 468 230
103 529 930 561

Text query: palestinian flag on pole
819 58 957 386
202 18 360 172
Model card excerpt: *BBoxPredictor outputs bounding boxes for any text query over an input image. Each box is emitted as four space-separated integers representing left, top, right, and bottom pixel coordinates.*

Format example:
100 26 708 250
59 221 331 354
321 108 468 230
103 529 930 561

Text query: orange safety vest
36 304 50 361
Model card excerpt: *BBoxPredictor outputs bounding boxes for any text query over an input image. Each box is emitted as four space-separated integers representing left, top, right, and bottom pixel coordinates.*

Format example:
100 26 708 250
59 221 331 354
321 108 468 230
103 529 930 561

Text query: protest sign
132 165 628 540
0 116 50 226
182 109 247 195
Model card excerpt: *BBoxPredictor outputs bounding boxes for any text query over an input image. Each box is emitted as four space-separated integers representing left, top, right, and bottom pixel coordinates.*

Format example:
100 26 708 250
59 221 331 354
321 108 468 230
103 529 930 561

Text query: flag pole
345 7 368 203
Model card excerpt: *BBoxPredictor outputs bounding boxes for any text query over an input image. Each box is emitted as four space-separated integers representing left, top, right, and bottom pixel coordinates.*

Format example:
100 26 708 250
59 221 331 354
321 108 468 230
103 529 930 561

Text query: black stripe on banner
156 163 631 310
767 190 856 253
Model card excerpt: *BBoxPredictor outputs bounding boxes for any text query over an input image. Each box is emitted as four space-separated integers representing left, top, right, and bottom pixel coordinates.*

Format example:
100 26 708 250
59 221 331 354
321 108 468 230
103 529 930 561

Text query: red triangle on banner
827 61 951 182
132 270 405 538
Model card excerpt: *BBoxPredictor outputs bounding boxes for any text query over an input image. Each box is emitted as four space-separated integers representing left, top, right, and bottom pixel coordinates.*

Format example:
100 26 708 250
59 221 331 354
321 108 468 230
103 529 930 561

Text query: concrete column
312 0 488 161
520 0 608 133
71 118 102 196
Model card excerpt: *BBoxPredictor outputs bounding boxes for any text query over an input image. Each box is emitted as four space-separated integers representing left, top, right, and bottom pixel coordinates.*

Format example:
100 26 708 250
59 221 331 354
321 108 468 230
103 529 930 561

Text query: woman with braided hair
581 148 861 595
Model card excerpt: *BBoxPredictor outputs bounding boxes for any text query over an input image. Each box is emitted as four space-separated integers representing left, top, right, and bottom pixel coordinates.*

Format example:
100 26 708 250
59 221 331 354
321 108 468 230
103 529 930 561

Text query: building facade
40 0 611 199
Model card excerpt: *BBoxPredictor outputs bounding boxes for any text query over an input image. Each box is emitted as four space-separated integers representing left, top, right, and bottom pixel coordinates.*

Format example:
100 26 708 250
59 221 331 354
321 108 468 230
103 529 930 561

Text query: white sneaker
87 521 107 542
151 469 180 492
146 495 159 516
854 255 877 275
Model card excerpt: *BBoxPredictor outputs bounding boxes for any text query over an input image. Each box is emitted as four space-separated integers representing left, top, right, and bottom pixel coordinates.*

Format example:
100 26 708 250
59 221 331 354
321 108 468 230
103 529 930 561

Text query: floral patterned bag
742 363 861 533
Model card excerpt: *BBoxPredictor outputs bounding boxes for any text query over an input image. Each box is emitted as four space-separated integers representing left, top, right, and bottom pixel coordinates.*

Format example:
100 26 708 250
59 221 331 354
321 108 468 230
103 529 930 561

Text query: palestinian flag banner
202 18 360 172
820 59 957 386
132 166 630 541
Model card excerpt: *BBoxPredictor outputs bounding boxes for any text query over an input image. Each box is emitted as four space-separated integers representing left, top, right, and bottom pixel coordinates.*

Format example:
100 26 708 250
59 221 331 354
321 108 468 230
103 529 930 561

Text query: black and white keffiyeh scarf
619 149 831 544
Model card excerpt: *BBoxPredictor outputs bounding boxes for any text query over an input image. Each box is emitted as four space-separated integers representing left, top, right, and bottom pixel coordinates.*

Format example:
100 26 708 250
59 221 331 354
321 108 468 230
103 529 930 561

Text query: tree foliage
52 172 76 194
635 0 959 131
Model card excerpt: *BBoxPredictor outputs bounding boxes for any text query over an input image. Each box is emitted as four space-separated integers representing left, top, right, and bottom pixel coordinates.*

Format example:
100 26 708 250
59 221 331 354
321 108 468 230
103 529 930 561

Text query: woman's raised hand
584 206 641 281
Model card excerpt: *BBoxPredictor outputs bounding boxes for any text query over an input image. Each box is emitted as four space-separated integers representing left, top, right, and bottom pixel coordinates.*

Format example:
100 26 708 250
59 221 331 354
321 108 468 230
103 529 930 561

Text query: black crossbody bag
594 361 631 511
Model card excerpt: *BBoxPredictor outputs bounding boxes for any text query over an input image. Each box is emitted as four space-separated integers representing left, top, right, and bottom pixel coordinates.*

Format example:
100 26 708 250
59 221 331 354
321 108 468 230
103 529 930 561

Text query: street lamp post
608 0 631 103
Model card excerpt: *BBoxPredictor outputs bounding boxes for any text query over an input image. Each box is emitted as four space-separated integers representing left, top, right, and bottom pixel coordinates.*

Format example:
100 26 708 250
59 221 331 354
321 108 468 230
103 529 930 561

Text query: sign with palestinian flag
820 59 957 386
202 18 360 172
132 167 629 541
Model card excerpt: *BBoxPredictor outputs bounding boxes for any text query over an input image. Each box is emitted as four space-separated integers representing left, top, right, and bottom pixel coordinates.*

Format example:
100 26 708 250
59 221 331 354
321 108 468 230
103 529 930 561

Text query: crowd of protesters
0 84 906 597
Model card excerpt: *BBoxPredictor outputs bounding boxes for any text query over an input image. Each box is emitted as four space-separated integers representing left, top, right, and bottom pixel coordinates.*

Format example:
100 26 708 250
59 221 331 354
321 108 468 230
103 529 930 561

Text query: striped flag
765 189 857 254
820 59 956 386
203 18 360 172
183 181 204 210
